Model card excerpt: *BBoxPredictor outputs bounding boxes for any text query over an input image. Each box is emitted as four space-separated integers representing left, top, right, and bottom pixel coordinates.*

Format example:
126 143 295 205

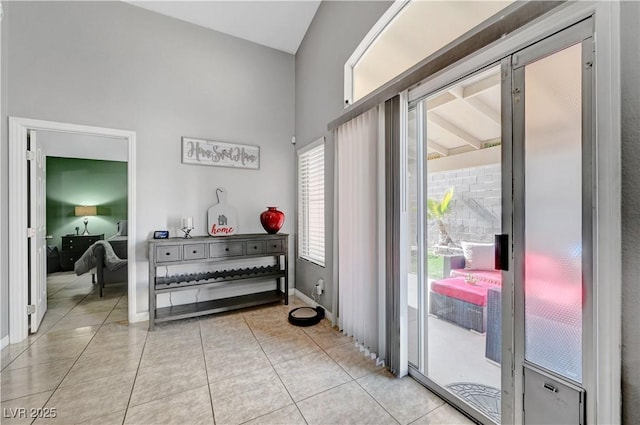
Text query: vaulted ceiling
125 1 321 54
124 0 503 157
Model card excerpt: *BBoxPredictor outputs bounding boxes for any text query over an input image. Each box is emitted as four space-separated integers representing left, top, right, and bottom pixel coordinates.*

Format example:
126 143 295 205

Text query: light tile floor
1 272 475 425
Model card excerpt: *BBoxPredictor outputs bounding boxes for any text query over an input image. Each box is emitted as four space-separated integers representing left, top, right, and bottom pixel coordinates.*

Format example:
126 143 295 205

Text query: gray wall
294 1 391 311
1 0 295 328
621 1 640 423
45 157 128 253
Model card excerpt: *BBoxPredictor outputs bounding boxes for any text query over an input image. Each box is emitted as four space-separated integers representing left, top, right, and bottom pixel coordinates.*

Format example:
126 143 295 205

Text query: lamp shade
75 205 97 217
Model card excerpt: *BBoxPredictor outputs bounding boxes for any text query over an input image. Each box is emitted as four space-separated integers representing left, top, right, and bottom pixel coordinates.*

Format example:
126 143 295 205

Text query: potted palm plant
427 187 462 279
427 187 455 247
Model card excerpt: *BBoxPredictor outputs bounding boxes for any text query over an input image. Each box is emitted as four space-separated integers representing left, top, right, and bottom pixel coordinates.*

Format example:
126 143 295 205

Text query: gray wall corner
294 0 392 313
620 1 640 423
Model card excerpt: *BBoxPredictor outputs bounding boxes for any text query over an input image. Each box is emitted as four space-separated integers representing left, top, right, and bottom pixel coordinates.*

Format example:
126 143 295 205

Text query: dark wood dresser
60 234 104 271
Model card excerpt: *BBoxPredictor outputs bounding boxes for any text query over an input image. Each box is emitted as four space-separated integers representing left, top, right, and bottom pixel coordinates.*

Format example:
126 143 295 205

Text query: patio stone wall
427 163 501 249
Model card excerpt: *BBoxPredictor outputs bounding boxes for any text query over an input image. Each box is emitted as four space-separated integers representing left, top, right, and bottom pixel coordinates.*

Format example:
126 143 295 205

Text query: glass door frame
510 18 595 423
406 60 507 425
403 4 620 422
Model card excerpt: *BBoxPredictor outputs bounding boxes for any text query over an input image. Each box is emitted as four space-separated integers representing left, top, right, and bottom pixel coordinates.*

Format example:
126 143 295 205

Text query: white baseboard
130 312 149 324
129 291 329 326
292 289 334 322
1 335 9 350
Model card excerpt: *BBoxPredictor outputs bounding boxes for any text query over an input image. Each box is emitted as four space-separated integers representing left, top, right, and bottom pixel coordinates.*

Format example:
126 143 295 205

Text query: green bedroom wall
46 157 127 252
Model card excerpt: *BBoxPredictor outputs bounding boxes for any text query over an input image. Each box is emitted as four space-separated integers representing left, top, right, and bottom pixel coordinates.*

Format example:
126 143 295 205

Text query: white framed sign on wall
182 137 260 170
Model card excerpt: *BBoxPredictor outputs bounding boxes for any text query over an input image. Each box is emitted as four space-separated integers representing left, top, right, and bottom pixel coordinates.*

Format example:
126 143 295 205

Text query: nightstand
60 234 104 271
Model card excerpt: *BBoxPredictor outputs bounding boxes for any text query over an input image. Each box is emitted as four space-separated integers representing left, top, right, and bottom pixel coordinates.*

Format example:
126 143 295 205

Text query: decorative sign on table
207 188 238 236
182 137 260 170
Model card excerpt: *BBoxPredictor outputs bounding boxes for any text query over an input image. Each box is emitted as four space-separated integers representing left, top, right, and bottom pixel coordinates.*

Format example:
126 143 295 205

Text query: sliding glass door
407 64 503 423
405 19 594 424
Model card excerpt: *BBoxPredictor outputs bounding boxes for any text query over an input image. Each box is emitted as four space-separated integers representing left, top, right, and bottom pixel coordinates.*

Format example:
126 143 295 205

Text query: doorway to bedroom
35 130 129 335
42 155 128 335
8 118 136 345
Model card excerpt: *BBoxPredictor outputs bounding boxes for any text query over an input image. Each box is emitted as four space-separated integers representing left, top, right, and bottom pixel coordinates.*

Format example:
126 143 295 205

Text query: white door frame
9 117 138 343
0 1 6 350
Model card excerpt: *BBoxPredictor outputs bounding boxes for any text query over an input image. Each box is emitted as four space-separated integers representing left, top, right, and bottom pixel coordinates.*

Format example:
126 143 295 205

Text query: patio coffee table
429 276 491 333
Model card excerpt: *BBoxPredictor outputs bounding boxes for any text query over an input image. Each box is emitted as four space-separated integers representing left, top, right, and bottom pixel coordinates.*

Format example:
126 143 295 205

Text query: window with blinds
297 138 325 267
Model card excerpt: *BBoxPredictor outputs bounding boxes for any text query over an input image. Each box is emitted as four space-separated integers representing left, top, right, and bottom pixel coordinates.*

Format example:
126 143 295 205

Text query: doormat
446 382 501 423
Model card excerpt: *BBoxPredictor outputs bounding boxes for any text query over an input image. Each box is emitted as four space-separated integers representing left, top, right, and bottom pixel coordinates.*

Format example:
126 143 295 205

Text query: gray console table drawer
209 241 244 258
148 233 289 331
246 240 266 255
266 239 285 254
156 245 182 263
184 243 206 260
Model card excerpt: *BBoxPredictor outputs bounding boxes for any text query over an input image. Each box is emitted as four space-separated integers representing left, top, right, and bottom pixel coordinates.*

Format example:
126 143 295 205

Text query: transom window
345 0 514 105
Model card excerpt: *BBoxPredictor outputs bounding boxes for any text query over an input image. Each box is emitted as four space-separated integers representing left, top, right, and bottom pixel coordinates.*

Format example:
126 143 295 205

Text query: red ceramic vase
260 207 285 234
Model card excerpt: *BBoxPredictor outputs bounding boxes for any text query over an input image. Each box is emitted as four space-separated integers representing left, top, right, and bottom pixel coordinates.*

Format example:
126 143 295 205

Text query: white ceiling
125 1 321 54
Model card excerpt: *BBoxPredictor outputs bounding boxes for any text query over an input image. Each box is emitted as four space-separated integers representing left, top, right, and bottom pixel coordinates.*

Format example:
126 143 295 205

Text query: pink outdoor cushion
431 277 494 306
451 269 502 286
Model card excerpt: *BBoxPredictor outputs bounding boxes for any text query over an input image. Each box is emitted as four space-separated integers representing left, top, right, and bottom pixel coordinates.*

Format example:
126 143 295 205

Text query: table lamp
75 205 98 235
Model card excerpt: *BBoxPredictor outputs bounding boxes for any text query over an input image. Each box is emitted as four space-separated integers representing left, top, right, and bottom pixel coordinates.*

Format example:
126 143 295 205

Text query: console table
60 234 104 271
148 233 288 330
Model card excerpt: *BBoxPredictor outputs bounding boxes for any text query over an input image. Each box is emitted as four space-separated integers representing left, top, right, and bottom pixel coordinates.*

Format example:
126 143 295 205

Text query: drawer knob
193 250 197 254
165 252 170 256
225 248 229 252
273 244 277 248
253 246 258 249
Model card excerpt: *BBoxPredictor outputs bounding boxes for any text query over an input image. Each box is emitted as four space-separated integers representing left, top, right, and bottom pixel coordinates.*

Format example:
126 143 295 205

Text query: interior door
510 19 593 424
28 129 47 332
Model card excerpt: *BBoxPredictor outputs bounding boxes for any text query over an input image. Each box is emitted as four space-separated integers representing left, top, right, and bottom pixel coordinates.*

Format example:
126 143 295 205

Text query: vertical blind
336 107 382 357
298 139 325 266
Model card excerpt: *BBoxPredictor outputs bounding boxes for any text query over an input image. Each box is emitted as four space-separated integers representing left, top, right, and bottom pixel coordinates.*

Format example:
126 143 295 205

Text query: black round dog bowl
288 306 325 327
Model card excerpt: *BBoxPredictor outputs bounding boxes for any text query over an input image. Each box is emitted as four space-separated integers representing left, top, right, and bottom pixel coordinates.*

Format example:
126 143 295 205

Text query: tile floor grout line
198 319 218 425
258 301 364 412
1 274 90 371
264 305 439 422
120 317 150 425
241 299 312 424
295 304 388 381
2 355 83 374
406 404 448 425
241 307 301 423
290 379 355 404
4 290 475 425
235 403 308 425
0 275 100 421
245 297 386 410
0 389 52 404
353 373 403 425
304 324 385 383
38 274 101 335
23 289 128 425
1 297 126 406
